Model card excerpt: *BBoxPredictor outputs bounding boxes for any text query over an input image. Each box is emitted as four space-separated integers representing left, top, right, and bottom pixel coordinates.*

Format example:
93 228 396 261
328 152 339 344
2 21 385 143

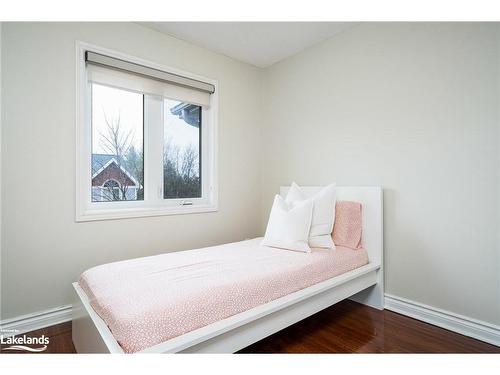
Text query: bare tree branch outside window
163 136 201 199
92 111 144 202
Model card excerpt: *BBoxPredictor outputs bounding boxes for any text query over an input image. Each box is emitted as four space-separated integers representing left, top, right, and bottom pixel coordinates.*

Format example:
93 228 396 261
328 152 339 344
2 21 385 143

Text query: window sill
75 204 218 222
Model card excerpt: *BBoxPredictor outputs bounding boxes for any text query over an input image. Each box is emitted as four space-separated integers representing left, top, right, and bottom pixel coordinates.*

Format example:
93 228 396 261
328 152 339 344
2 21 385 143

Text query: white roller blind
85 52 213 107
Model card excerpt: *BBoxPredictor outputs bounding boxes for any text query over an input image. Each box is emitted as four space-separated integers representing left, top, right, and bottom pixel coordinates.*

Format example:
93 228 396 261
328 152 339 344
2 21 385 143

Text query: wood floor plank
1 300 498 354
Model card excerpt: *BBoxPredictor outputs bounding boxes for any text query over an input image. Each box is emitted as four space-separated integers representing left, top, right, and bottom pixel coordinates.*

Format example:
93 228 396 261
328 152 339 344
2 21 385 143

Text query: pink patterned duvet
78 238 368 353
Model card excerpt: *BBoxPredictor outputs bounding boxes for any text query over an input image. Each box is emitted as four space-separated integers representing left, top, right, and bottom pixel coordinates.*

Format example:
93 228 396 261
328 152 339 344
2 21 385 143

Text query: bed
72 186 383 353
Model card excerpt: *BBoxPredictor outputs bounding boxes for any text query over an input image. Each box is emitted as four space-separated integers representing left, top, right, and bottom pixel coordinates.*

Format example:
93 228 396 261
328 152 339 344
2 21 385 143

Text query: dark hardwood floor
1 300 498 354
240 300 500 353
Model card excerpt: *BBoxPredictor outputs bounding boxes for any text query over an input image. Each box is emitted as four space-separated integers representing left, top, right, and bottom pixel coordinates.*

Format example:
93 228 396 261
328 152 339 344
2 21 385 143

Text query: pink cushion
332 201 363 249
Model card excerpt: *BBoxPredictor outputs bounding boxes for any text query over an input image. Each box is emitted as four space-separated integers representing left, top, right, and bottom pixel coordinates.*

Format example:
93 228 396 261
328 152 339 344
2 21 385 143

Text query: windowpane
163 99 201 199
91 83 144 202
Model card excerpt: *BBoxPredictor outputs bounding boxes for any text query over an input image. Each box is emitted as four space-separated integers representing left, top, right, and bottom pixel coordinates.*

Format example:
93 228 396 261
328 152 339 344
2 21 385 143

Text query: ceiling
140 22 357 68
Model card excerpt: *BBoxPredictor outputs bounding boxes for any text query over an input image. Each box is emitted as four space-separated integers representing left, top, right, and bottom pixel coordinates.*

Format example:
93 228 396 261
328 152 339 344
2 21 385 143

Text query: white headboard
280 186 383 269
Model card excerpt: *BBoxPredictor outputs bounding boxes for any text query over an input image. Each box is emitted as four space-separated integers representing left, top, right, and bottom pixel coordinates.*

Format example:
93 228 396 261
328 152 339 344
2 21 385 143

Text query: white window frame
75 41 218 222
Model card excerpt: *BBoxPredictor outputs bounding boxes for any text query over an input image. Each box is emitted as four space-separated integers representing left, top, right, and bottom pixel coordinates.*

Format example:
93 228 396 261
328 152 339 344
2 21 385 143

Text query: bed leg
350 269 384 310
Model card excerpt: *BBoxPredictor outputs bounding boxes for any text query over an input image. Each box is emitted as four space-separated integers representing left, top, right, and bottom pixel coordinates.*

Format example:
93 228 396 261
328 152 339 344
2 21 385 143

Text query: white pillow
286 182 336 249
261 194 313 253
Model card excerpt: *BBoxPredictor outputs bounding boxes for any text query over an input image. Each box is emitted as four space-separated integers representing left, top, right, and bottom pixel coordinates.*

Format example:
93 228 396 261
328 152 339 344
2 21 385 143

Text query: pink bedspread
78 238 368 353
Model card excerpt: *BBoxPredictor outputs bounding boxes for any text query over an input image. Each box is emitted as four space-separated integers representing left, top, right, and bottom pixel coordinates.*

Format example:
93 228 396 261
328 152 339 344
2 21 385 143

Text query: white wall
498 25 500 325
0 22 3 320
1 23 262 319
260 23 500 325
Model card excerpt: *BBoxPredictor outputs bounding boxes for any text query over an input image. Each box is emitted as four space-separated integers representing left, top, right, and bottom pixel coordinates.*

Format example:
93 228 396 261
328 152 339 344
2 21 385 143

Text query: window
76 43 218 221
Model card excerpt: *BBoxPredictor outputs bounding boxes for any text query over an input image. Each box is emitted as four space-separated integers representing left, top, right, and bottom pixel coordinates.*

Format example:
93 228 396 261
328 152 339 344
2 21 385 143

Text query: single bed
72 186 383 353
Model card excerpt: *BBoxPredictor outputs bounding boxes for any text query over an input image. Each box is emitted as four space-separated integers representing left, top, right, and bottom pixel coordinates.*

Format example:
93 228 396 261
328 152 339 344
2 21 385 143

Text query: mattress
78 238 369 353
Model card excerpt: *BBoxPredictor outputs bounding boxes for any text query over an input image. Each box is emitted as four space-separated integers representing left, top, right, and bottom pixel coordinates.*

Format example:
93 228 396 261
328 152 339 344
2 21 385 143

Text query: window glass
163 99 202 199
91 83 144 202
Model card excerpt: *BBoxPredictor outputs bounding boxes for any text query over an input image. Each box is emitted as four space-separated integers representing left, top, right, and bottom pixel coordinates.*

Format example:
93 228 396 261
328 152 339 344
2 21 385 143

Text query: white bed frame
72 186 383 353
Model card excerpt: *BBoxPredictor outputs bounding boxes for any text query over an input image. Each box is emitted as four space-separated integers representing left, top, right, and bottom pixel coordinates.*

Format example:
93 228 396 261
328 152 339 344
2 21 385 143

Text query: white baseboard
0 305 72 338
384 294 500 347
